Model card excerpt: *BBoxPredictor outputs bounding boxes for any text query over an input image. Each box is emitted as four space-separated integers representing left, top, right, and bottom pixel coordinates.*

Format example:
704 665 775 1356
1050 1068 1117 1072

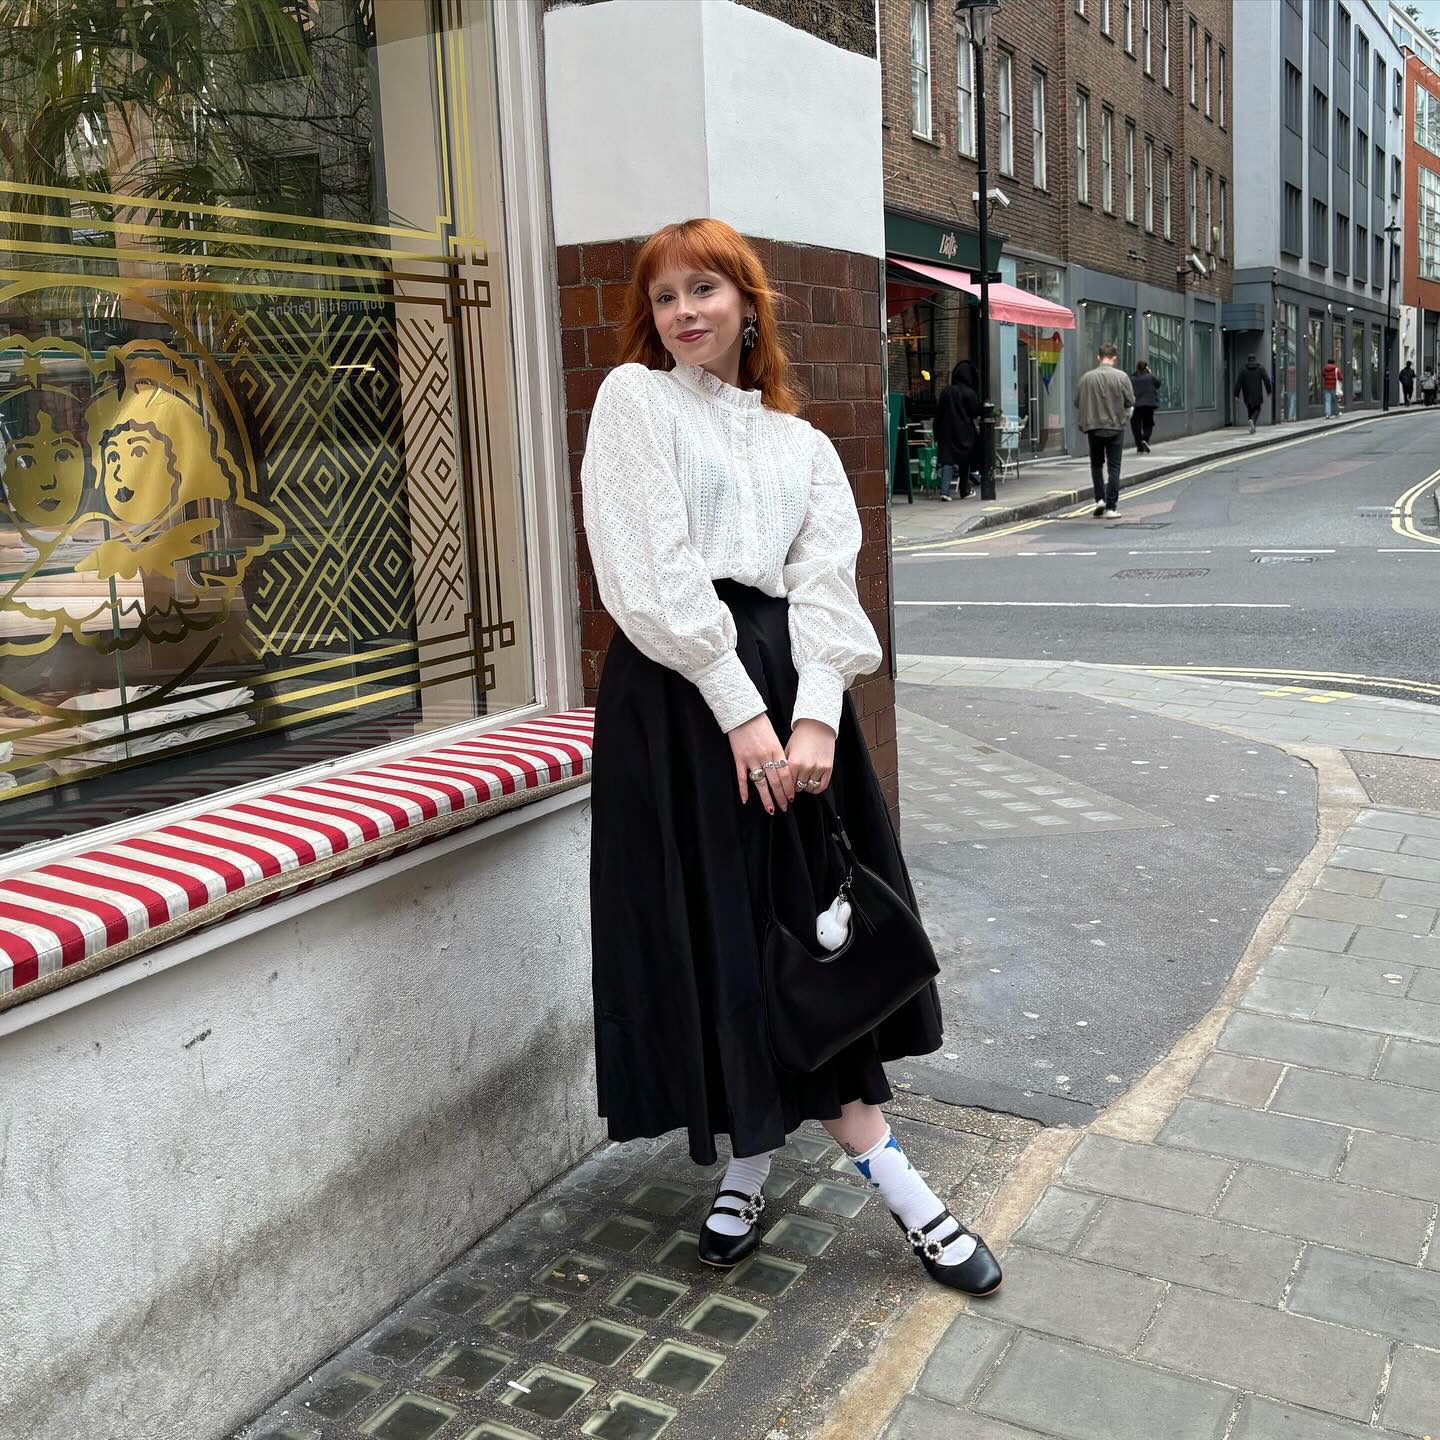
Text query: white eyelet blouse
580 360 882 736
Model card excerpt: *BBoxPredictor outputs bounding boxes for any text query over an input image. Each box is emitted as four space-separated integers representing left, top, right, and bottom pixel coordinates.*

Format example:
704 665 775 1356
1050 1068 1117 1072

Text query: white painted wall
1 795 602 1440
545 0 884 256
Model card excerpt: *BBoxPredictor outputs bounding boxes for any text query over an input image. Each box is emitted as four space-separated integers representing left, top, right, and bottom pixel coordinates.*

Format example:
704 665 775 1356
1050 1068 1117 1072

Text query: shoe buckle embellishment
923 1238 946 1260
905 1226 927 1248
741 1194 765 1225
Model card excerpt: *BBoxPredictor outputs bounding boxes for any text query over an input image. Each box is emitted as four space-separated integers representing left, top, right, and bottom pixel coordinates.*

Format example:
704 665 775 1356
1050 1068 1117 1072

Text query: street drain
1254 554 1316 563
1113 568 1210 579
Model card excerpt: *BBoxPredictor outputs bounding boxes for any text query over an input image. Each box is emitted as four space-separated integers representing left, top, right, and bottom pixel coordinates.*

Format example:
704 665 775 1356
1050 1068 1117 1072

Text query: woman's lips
676 331 708 343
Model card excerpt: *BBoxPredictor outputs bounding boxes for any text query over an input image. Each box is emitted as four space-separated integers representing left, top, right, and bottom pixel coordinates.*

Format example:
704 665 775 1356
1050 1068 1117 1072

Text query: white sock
851 1128 977 1265
704 1149 774 1236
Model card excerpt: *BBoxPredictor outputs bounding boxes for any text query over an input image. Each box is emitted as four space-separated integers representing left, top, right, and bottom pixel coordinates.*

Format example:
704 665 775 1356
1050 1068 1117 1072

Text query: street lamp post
1384 218 1401 412
957 0 1002 502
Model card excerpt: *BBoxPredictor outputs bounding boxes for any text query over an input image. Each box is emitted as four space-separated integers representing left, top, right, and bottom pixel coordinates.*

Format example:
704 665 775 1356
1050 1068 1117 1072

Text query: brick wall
879 0 1231 303
558 238 904 813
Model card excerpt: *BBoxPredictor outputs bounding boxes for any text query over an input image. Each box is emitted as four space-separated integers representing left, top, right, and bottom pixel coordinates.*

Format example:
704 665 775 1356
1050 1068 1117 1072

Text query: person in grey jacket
1076 343 1135 517
1128 361 1161 452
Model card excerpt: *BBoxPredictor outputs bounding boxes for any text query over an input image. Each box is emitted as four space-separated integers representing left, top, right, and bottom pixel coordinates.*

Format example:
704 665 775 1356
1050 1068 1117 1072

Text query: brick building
881 0 1232 455
1401 49 1440 371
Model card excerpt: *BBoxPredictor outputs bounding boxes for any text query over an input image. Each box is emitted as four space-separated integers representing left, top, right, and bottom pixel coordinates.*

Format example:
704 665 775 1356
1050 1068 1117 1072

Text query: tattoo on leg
839 1140 863 1156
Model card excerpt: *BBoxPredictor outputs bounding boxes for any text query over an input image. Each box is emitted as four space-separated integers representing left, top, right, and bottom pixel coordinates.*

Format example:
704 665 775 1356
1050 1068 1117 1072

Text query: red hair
617 218 802 416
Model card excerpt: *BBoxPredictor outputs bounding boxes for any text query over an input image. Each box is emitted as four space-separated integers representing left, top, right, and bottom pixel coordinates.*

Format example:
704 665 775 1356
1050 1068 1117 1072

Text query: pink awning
887 256 1077 330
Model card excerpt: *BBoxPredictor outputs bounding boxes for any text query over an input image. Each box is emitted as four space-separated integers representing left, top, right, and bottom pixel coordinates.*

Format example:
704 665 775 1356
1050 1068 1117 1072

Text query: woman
581 218 1001 1296
1129 360 1161 451
932 360 981 501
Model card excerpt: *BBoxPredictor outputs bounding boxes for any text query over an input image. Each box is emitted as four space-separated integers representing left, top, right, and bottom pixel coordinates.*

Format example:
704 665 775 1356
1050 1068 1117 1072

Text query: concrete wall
0 793 601 1440
545 0 885 257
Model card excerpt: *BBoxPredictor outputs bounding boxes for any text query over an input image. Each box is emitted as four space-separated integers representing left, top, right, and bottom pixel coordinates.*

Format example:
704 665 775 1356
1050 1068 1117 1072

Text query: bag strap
760 786 855 922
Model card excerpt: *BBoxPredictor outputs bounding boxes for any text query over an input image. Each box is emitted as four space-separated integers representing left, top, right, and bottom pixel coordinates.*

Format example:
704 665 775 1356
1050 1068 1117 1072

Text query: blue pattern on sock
854 1132 907 1183
854 1154 873 1181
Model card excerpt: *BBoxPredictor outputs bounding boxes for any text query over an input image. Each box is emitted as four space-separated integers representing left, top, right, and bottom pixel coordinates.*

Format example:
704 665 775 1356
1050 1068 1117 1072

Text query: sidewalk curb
897 406 1417 545
810 738 1367 1440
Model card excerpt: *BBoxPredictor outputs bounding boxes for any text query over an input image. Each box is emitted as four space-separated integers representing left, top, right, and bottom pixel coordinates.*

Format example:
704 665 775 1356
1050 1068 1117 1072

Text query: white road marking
1129 549 1213 555
1375 547 1440 553
1250 548 1335 554
1015 550 1099 556
896 600 1292 609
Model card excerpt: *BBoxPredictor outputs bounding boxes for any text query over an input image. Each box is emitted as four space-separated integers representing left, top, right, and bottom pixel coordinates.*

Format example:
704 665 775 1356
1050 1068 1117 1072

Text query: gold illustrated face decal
0 337 285 657
5 410 86 532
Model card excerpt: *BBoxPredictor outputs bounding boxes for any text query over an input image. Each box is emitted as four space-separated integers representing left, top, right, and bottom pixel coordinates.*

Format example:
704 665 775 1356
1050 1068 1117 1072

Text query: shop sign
884 212 1002 271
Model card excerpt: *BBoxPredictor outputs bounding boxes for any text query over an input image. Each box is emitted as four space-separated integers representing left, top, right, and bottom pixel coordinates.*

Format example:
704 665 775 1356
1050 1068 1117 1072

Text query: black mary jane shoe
892 1209 1003 1295
697 1187 766 1269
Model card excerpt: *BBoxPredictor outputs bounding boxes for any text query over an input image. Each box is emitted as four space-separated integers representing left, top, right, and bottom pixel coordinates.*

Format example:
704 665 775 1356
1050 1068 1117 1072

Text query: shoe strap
712 1188 760 1207
905 1208 972 1253
710 1188 765 1221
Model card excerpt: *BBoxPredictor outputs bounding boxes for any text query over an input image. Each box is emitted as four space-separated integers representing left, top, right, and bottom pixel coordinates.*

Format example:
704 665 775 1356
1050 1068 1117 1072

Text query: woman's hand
785 718 836 796
729 713 796 815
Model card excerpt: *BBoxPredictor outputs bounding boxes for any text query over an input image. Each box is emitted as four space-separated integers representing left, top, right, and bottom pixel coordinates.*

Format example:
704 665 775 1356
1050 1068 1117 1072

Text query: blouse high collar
668 360 763 412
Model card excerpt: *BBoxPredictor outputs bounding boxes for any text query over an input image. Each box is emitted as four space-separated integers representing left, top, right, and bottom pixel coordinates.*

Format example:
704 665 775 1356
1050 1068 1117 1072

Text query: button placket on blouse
730 410 760 571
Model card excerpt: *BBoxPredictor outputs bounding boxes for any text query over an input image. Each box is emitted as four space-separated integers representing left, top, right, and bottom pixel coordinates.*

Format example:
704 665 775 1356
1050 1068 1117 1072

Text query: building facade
0 1 903 1434
1401 50 1440 370
1231 0 1405 420
881 0 1232 456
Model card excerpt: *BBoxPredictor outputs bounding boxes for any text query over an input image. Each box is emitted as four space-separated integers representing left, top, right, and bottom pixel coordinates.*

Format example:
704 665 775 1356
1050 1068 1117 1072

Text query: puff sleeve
782 430 883 734
580 365 767 733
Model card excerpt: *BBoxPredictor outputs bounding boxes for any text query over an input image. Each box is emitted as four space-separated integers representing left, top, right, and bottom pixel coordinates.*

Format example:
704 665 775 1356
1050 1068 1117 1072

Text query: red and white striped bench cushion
0 708 595 1004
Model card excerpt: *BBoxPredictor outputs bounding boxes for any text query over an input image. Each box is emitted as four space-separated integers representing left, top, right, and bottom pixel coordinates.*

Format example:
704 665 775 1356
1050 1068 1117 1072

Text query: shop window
1083 302 1134 373
1145 313 1185 410
0 1 542 853
1307 314 1324 404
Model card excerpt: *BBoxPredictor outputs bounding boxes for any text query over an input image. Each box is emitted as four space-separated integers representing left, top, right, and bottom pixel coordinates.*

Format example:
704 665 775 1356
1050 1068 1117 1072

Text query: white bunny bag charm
816 891 852 952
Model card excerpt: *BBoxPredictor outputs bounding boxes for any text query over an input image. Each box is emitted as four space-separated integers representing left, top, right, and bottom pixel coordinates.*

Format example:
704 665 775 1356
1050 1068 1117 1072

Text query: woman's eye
694 284 712 295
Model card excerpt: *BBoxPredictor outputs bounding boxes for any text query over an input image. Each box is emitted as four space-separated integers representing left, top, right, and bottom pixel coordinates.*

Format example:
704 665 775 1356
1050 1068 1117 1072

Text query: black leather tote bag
761 793 940 1074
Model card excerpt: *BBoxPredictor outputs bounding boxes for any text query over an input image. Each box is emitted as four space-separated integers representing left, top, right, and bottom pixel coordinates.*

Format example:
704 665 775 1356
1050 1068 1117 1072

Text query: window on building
1357 128 1368 186
1204 34 1212 116
1193 322 1216 408
956 32 975 156
1421 166 1440 280
1076 89 1091 203
1083 302 1136 372
1076 0 1085 11
1396 71 1403 114
1312 0 1328 41
1219 45 1226 126
1101 105 1114 211
1162 0 1172 86
1311 198 1329 263
1335 212 1349 273
1375 232 1385 286
1205 169 1214 251
1100 0 1111 35
997 50 1015 174
1282 184 1303 254
1125 120 1136 220
1124 0 1134 52
1308 314 1324 403
1338 5 1352 58
1377 54 1386 102
1313 88 1328 154
0 0 548 836
1187 158 1197 244
910 0 932 137
1144 136 1155 230
1032 70 1048 186
1417 85 1440 158
1187 17 1197 103
1394 154 1403 200
1357 30 1369 82
1283 63 1303 134
1147 313 1186 409
1337 110 1350 171
1375 143 1385 195
1357 223 1369 282
1163 148 1173 238
1219 176 1228 256
1142 0 1152 73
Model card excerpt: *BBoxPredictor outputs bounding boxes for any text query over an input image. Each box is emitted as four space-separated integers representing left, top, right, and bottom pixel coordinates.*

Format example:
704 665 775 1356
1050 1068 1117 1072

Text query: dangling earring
741 314 759 350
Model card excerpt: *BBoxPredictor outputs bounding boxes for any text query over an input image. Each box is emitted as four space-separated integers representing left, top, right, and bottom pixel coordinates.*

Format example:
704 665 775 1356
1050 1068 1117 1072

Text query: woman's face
100 422 179 528
648 265 750 379
4 410 85 528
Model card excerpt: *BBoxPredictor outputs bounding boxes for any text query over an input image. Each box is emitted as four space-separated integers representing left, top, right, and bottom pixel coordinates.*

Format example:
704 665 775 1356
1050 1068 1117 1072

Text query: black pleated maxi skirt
589 580 944 1164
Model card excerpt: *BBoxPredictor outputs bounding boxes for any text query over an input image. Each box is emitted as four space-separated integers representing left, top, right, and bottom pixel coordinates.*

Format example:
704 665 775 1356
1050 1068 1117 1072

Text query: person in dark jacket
1400 360 1416 405
933 360 982 501
1129 361 1161 451
1233 354 1273 432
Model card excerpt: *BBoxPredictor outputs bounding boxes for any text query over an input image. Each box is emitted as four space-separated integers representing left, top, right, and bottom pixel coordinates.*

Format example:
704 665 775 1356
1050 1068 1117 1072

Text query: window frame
1161 0 1172 87
1124 0 1134 53
1032 68 1049 187
910 0 932 139
1124 118 1137 221
1219 175 1228 257
1313 87 1329 156
1076 87 1091 204
1162 146 1172 239
1142 0 1152 74
996 48 1015 175
1188 157 1198 246
1283 62 1303 135
1204 32 1212 117
956 30 976 157
1218 44 1226 126
1144 135 1155 231
1101 104 1114 212
1188 17 1197 105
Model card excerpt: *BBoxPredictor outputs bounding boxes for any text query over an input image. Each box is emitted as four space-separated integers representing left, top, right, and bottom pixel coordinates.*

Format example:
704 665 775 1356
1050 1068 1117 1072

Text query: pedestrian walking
1233 353 1273 433
933 360 981 501
1128 360 1161 451
1075 342 1135 517
1322 357 1340 417
1400 359 1416 405
580 217 1001 1297
1423 366 1438 407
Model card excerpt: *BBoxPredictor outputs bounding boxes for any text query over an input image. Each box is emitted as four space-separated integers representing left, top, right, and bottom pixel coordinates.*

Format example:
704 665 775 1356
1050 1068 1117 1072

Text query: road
887 413 1438 1123
892 412 1440 703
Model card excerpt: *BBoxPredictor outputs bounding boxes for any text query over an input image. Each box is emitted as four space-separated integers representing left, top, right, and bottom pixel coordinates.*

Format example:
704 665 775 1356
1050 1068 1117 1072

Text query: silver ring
763 759 785 770
796 778 811 790
748 768 766 782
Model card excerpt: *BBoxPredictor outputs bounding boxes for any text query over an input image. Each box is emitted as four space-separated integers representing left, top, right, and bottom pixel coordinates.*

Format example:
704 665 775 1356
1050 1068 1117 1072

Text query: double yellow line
895 418 1390 556
1107 663 1440 704
1392 467 1440 546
